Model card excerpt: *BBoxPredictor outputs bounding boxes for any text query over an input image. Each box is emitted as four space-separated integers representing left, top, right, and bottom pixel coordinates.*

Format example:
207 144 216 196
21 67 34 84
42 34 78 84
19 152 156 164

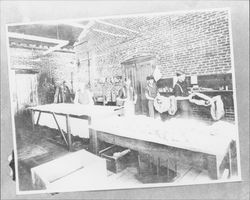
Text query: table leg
207 155 219 180
156 157 160 177
88 116 92 125
228 143 232 178
36 111 41 125
147 154 151 169
166 159 169 179
137 153 141 175
174 160 178 177
87 116 92 140
89 129 99 154
30 109 35 130
52 112 68 146
66 114 72 151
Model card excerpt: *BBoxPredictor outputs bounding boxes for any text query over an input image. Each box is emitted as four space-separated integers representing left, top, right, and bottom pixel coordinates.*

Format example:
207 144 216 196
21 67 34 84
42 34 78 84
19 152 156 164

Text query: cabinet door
124 60 155 115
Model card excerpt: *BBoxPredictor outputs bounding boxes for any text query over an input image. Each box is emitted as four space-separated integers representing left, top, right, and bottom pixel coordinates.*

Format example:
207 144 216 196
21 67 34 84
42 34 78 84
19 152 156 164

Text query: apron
124 87 135 116
117 86 135 116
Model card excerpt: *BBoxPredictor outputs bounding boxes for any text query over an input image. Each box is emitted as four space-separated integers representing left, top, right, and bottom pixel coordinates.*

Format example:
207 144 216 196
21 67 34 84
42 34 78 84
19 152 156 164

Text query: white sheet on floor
31 149 108 192
30 103 120 138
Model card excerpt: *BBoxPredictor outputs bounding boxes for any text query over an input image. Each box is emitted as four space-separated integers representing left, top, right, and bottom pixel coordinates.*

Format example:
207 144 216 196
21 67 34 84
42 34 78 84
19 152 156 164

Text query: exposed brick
9 47 76 104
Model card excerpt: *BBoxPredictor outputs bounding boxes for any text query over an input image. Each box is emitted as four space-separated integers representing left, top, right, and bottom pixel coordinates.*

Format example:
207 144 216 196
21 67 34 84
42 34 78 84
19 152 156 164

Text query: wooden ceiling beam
8 32 68 44
8 32 69 55
92 28 127 38
42 41 69 55
75 20 95 44
95 19 139 34
62 22 87 29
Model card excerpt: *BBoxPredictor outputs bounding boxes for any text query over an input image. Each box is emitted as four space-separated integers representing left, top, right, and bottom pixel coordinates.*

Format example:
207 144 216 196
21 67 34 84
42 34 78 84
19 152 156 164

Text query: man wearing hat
173 70 189 97
173 70 192 117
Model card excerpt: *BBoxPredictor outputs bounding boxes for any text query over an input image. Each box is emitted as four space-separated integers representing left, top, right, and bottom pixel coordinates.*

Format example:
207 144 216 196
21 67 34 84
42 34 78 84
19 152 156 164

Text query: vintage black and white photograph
7 8 241 194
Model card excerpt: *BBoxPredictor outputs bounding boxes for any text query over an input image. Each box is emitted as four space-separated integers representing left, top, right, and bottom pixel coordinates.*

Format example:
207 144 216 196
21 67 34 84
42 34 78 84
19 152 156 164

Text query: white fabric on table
90 115 237 157
31 103 120 138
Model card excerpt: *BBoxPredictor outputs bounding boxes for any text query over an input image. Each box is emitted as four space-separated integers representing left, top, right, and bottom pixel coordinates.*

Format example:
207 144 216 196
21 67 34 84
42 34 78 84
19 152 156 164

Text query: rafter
95 19 139 34
42 41 68 55
62 22 87 29
8 32 69 55
92 28 127 38
76 20 95 42
8 32 68 44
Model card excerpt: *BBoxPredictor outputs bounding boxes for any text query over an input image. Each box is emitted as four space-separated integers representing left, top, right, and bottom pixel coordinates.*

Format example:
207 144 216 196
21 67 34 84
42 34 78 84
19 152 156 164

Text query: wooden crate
136 152 177 183
99 145 131 173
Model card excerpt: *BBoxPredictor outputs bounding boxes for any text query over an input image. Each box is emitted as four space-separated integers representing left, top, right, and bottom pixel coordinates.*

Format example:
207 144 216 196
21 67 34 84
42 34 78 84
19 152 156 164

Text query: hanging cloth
210 95 225 121
168 96 178 115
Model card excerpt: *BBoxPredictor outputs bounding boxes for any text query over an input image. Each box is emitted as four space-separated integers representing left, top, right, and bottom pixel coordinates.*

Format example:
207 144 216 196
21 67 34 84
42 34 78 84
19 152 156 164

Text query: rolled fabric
154 95 170 113
168 96 178 115
189 93 225 121
188 92 212 106
210 95 225 121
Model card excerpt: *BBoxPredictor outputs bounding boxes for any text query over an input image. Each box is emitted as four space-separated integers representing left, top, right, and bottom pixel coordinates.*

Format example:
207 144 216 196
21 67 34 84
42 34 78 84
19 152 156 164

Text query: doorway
13 71 38 114
121 55 156 115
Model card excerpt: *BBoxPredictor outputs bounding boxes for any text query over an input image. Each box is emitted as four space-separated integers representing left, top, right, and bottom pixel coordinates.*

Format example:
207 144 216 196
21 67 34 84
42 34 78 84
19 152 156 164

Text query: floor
14 112 218 192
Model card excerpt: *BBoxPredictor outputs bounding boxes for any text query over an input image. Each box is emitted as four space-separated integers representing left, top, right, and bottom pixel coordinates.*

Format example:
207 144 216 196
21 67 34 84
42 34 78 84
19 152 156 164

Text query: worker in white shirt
74 82 94 105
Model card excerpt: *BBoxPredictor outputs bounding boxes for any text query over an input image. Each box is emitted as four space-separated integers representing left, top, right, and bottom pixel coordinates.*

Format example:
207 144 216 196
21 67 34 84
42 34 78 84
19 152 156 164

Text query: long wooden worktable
89 116 237 180
28 103 120 151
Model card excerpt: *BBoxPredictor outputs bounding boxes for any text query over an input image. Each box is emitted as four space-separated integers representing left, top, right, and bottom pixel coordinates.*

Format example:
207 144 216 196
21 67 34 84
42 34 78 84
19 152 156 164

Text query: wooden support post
66 114 72 151
89 129 99 154
156 157 160 177
30 109 35 130
147 154 151 169
36 111 41 125
207 155 219 180
137 153 141 175
175 160 178 177
52 112 68 146
228 143 232 178
88 116 91 125
166 159 169 179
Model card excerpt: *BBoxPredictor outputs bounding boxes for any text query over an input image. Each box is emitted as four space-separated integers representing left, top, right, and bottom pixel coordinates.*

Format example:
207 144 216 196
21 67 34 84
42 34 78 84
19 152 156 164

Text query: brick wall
9 10 232 105
75 10 231 81
9 46 76 104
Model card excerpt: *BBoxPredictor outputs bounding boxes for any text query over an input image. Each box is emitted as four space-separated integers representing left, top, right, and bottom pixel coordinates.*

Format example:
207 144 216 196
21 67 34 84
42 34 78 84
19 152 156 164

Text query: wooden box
99 145 131 173
31 149 107 191
136 152 177 183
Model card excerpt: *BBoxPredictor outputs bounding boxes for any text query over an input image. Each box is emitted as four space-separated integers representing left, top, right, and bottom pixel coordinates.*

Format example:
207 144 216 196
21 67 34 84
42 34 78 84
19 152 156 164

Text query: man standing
145 75 158 118
116 78 137 116
54 81 73 103
173 70 192 117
